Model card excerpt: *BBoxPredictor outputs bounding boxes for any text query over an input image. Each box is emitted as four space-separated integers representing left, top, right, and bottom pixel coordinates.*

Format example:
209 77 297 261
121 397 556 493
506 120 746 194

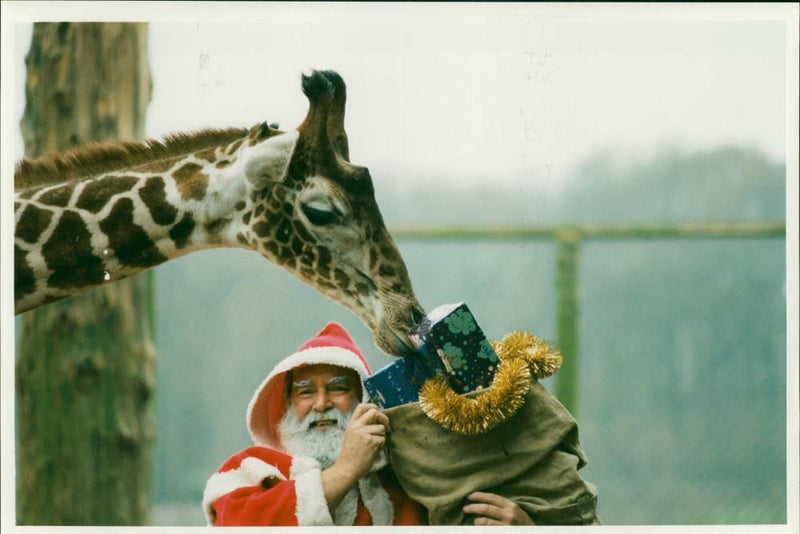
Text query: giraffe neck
14 135 257 313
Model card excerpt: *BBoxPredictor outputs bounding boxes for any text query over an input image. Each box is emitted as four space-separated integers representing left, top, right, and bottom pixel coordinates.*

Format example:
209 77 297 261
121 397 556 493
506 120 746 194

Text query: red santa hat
246 322 373 449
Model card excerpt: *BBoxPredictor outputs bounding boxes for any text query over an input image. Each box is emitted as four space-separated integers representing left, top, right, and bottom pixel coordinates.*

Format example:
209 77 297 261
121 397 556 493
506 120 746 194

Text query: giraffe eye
302 202 337 226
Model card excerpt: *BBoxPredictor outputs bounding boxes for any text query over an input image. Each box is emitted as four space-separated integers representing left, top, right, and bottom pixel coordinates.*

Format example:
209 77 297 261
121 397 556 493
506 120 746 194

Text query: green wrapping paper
408 302 499 393
384 379 600 525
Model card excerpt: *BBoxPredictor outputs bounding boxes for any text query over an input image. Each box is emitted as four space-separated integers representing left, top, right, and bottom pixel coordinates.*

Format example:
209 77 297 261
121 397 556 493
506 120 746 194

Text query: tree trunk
16 23 156 526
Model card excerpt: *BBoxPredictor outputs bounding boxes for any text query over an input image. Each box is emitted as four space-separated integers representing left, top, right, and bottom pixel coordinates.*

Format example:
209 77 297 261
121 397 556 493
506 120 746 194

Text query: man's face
288 364 360 428
279 364 361 466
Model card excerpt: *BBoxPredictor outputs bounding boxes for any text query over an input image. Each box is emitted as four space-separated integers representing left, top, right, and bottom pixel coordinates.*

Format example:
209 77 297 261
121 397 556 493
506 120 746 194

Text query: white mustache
301 408 349 431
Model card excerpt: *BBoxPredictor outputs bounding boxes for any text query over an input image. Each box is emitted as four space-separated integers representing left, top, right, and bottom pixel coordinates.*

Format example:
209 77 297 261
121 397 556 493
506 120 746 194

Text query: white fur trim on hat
202 456 286 525
269 346 371 386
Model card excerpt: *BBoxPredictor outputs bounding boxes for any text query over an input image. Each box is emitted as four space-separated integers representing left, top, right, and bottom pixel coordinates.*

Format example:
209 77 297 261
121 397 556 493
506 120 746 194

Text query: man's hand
321 403 390 512
336 403 390 480
463 491 536 525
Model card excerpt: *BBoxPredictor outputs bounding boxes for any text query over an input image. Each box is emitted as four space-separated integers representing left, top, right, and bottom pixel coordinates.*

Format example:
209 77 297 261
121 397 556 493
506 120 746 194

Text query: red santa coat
203 445 426 526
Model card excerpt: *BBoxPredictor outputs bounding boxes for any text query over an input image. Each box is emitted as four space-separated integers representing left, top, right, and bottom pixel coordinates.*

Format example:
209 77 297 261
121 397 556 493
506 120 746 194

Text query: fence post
556 230 581 417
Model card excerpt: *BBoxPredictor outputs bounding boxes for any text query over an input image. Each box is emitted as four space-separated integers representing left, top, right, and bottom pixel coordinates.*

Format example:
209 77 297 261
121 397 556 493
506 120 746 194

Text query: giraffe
14 70 425 356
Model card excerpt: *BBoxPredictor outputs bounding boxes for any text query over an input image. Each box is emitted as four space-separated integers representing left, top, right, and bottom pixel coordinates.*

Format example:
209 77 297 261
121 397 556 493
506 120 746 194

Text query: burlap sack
384 379 599 525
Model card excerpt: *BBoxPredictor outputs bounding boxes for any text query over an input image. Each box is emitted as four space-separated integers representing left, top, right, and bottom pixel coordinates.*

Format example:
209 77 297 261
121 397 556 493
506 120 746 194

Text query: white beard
277 406 352 469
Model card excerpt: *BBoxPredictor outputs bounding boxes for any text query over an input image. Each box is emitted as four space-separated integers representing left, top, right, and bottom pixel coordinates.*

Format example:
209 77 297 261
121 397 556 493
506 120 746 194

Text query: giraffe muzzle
373 302 427 358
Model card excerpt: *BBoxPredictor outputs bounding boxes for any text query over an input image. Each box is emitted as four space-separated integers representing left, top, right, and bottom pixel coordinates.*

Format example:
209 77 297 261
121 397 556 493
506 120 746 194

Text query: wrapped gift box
407 302 499 393
364 354 433 409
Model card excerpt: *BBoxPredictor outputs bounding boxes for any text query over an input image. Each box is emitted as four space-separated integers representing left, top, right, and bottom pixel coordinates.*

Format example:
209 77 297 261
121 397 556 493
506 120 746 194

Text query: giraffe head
235 70 424 356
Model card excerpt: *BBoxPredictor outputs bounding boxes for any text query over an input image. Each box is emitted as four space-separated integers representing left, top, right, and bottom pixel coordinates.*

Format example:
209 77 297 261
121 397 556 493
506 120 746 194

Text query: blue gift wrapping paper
364 355 433 409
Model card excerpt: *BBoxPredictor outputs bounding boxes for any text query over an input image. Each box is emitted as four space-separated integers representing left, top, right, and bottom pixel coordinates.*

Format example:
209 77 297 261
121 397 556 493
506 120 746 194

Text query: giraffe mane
14 126 257 190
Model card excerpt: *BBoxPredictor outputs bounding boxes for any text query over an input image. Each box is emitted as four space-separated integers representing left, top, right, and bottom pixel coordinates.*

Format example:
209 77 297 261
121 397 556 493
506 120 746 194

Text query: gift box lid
425 302 464 323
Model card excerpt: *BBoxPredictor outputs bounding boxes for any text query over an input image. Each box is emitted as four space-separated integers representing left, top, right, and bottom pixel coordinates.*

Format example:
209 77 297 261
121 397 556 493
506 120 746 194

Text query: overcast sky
7 3 796 191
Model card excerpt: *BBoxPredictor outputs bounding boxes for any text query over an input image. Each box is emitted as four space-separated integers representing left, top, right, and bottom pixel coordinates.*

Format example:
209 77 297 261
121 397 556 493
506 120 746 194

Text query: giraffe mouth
390 329 418 358
374 304 426 357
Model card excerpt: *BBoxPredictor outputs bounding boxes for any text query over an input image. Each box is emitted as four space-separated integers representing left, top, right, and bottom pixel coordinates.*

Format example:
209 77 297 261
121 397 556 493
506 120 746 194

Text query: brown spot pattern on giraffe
226 139 243 155
355 282 371 296
292 219 314 243
290 237 304 257
276 220 292 244
173 163 209 201
334 268 350 287
75 175 138 213
14 245 36 299
280 250 296 269
263 240 279 257
38 182 76 207
379 264 396 278
318 247 332 268
204 219 228 236
300 248 316 266
169 213 195 249
41 210 106 289
16 204 53 244
139 176 178 226
368 247 378 270
266 208 282 226
253 220 270 237
195 148 217 163
272 185 288 203
379 243 400 263
99 198 167 268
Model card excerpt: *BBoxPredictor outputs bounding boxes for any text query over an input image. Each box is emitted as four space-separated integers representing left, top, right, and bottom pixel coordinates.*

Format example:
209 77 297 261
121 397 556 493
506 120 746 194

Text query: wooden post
15 23 155 525
555 230 581 417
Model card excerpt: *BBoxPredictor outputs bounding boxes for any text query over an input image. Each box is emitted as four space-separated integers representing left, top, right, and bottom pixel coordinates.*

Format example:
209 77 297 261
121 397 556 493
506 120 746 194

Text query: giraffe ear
244 130 299 190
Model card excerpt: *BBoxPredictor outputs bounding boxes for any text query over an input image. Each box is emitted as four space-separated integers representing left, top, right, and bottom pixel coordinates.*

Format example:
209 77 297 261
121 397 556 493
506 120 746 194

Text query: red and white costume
203 322 427 526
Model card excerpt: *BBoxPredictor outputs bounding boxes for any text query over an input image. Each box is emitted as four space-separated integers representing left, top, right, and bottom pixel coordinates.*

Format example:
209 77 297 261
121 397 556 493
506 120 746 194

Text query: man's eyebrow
292 379 313 389
327 375 350 386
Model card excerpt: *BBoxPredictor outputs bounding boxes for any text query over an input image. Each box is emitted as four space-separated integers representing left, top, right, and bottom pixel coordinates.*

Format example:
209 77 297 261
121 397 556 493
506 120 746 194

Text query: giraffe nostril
410 305 426 325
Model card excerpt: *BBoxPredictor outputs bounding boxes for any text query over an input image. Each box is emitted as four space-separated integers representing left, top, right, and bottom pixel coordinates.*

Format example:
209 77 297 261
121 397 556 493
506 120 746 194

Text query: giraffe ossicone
14 69 425 356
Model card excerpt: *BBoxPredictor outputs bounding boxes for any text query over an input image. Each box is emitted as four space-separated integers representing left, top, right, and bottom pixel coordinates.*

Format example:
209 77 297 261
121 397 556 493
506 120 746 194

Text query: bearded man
202 322 427 526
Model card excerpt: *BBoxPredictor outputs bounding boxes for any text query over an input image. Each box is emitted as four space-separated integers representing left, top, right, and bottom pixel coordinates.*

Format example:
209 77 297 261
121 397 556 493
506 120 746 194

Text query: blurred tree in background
16 23 156 525
555 145 785 224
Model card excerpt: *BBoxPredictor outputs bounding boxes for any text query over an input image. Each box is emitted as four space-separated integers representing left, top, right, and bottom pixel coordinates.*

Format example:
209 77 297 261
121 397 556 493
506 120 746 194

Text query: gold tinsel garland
494 331 563 379
417 331 562 435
